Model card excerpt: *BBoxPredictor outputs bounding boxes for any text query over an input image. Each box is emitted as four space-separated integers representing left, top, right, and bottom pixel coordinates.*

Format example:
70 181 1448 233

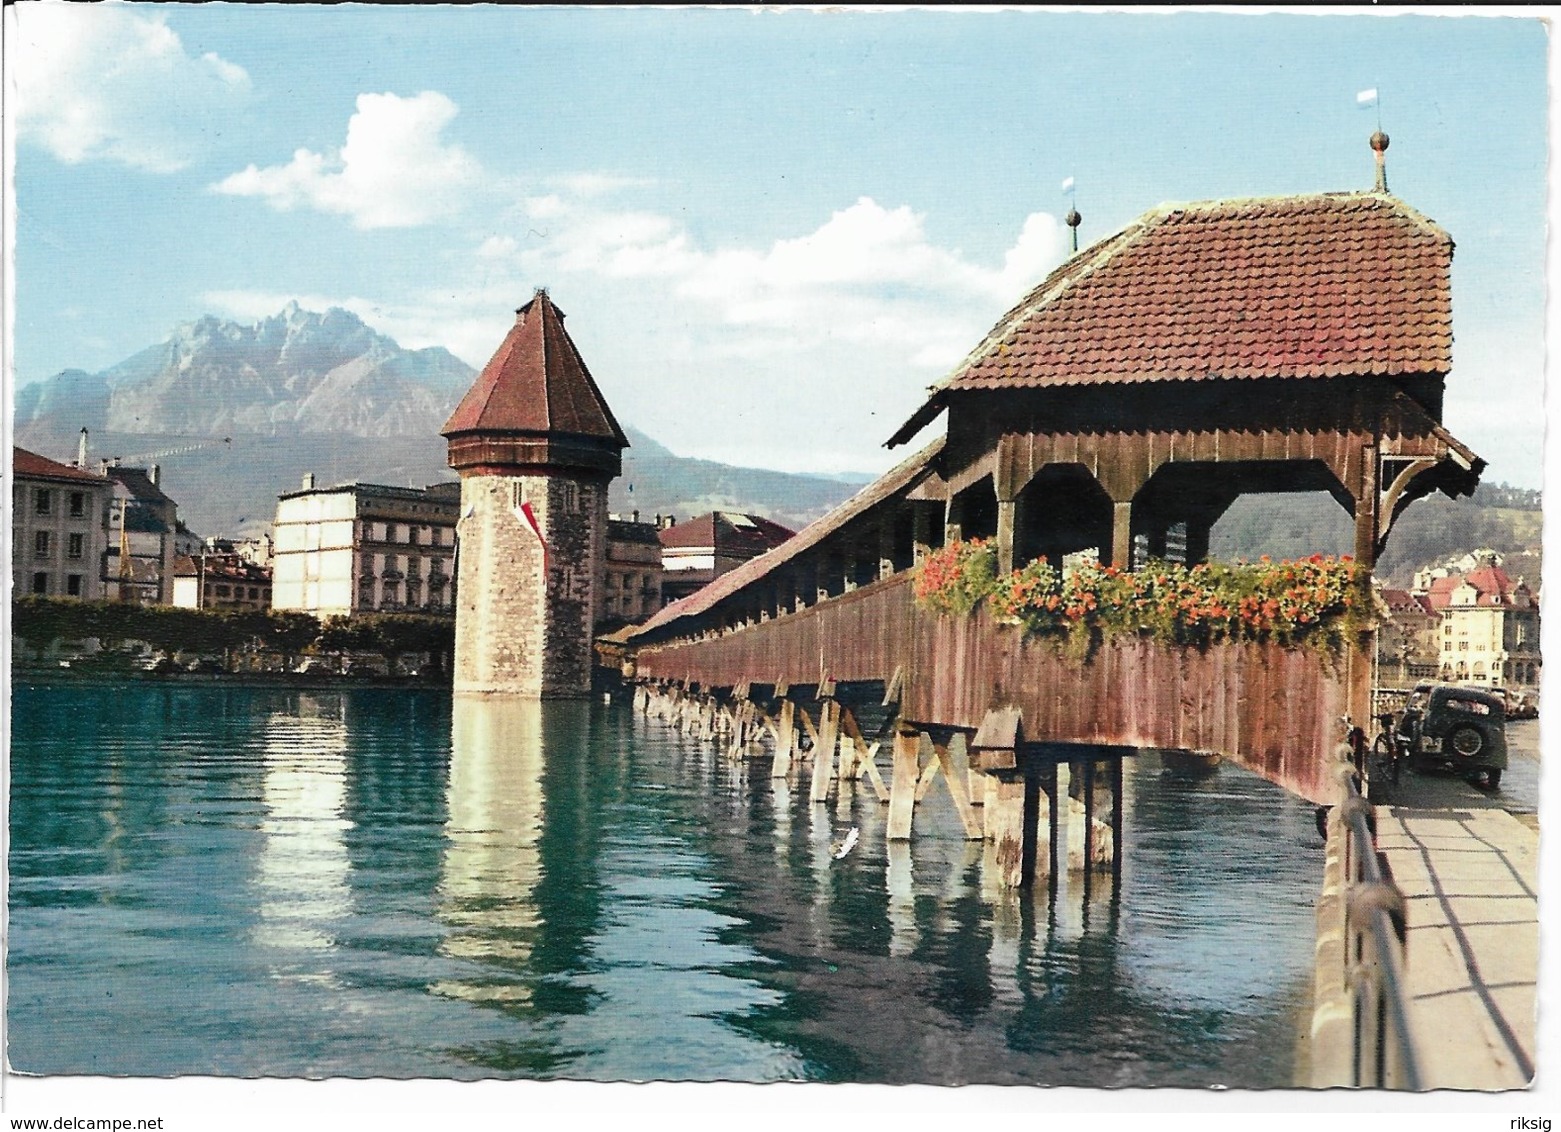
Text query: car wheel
1448 725 1486 759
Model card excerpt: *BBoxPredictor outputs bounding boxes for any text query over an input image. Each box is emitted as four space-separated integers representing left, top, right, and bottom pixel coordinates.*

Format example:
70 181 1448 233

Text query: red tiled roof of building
172 554 272 583
1423 575 1461 613
659 512 796 557
889 193 1452 445
1381 588 1434 616
442 290 628 445
1461 565 1524 606
14 447 109 484
1423 565 1528 612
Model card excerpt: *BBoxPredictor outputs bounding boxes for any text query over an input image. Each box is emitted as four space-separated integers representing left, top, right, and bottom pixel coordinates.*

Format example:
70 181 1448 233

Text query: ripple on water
10 684 1322 1084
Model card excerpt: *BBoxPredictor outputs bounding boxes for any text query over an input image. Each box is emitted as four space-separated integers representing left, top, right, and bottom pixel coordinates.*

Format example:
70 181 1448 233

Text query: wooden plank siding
634 570 1356 804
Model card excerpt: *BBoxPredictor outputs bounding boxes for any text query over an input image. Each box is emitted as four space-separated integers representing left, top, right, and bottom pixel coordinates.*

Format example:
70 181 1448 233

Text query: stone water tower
442 291 628 696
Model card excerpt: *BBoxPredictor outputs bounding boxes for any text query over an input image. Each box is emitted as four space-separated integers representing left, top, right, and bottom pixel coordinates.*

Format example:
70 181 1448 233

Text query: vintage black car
1394 683 1508 788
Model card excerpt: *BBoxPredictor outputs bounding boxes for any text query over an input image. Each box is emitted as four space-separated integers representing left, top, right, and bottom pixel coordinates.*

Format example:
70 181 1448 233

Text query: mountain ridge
15 304 871 537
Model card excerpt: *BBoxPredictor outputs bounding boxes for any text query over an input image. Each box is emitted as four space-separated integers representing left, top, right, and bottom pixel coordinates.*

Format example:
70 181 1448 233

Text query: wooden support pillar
912 505 935 564
837 733 857 782
1110 500 1133 569
772 699 795 779
840 708 890 802
1083 757 1096 872
985 778 1027 889
1351 446 1380 730
996 499 1016 576
841 550 858 593
939 734 983 840
1110 755 1124 886
1020 771 1041 888
886 729 920 840
1044 764 1060 885
878 517 896 580
944 495 963 546
810 700 840 803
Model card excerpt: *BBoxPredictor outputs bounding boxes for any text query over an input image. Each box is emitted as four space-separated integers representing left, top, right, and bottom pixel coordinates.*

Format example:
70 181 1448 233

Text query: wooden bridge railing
633 570 1365 804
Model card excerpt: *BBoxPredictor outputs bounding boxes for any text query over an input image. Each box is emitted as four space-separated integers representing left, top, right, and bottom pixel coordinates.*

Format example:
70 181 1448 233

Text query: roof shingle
443 290 628 445
890 193 1453 446
14 447 110 484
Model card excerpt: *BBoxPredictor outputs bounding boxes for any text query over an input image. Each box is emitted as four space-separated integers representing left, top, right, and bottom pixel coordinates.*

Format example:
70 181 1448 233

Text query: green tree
264 611 321 672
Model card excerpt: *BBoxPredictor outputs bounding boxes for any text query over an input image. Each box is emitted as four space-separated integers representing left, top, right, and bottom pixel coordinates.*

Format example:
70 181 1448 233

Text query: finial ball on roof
1370 130 1390 153
1066 208 1082 229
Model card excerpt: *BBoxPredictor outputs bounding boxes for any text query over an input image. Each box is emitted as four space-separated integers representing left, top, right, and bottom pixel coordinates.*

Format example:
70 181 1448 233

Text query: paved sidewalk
1377 806 1538 1090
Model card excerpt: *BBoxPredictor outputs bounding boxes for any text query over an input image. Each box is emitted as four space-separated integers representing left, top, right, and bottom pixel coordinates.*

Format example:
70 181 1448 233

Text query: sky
5 5 1550 488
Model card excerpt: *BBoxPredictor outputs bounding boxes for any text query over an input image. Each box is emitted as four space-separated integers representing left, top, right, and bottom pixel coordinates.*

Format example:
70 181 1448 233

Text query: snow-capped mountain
17 303 475 438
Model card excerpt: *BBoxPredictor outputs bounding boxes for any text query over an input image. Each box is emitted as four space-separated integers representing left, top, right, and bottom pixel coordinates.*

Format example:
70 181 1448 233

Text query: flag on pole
1061 176 1076 195
1356 88 1379 108
518 501 549 573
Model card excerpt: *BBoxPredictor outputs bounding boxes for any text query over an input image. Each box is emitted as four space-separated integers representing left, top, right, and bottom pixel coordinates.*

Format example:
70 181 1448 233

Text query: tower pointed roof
443 290 628 445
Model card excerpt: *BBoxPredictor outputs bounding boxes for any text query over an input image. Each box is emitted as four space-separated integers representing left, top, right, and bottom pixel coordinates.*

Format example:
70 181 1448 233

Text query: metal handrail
1336 770 1423 1090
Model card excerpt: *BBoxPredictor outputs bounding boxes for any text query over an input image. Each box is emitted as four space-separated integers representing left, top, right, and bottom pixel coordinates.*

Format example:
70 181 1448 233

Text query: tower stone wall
453 472 609 696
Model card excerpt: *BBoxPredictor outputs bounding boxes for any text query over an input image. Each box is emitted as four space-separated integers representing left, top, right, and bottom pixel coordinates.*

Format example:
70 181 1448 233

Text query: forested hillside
1212 483 1541 584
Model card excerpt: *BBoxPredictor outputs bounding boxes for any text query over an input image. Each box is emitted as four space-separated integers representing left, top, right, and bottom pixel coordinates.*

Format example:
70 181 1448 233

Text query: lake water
9 681 1329 1086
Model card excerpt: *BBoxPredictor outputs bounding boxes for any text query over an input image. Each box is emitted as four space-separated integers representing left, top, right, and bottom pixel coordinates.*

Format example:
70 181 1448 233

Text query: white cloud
203 189 1071 475
10 4 251 172
212 91 481 229
508 192 1069 371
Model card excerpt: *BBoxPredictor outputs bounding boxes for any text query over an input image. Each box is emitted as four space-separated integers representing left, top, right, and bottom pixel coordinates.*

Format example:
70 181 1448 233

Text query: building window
34 531 50 559
33 488 51 515
69 492 85 518
216 585 231 599
32 572 48 595
67 533 84 559
66 575 82 597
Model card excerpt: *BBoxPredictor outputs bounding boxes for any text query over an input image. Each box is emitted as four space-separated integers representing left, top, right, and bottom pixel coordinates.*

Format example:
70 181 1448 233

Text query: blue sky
7 5 1549 486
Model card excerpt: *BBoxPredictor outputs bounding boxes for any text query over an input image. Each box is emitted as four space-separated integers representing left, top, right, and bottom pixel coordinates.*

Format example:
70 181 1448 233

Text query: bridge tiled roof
443 290 628 446
627 436 945 641
890 192 1453 445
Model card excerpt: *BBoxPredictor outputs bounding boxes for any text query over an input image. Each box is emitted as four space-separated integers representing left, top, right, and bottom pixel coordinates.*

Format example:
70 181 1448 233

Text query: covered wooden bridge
622 188 1483 877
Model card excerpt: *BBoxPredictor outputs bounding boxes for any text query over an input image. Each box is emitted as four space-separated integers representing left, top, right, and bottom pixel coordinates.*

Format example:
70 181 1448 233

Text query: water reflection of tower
253 695 353 956
433 699 548 1006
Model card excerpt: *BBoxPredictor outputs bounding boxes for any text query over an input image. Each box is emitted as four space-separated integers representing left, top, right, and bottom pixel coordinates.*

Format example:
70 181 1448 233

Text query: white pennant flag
1356 88 1379 108
1061 176 1075 195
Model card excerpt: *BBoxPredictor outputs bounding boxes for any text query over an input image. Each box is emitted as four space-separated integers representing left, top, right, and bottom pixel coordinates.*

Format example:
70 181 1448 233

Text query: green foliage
1212 485 1543 585
912 539 998 616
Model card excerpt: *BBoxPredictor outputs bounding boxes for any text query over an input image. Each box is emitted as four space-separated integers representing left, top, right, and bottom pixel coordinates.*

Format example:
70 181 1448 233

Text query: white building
12 447 113 600
1424 559 1541 689
271 475 459 617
